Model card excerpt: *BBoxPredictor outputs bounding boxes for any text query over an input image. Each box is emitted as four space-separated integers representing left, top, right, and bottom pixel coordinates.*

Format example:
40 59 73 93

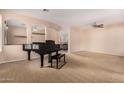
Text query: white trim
68 29 70 54
0 14 2 52
45 26 47 40
0 56 40 64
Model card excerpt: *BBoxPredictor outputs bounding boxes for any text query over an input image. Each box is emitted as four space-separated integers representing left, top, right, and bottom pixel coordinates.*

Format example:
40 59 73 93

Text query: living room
0 9 124 83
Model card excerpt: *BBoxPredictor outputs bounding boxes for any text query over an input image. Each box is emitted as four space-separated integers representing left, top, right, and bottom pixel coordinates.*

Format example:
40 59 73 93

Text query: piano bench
51 54 66 69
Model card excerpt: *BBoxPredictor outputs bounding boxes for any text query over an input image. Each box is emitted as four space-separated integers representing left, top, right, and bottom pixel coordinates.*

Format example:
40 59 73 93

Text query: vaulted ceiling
1 9 124 27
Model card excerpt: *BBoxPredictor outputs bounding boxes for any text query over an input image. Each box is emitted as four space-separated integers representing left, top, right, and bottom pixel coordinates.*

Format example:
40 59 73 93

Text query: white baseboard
70 50 124 57
0 56 40 64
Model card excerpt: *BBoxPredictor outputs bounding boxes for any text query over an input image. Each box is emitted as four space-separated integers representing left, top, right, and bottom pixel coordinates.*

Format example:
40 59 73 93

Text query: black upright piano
23 40 61 68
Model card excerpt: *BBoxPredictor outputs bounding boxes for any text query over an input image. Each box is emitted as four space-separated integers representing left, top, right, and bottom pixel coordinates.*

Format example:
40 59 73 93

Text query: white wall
0 45 39 64
0 12 60 64
0 15 2 52
70 22 124 56
46 27 59 44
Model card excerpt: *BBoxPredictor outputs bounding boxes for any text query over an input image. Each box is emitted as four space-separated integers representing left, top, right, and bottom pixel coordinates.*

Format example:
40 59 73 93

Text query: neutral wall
0 12 61 63
70 22 124 56
0 15 2 52
0 45 39 63
47 27 59 44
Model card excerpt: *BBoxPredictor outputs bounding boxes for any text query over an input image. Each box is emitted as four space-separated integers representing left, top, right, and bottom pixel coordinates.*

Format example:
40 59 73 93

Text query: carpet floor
0 51 124 83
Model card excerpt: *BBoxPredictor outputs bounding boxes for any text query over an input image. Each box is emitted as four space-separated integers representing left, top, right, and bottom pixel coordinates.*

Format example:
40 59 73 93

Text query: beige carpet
0 51 124 83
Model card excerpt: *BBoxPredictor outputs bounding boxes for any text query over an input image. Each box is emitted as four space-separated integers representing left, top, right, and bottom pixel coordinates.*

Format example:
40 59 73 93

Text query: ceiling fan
43 9 49 12
92 22 104 28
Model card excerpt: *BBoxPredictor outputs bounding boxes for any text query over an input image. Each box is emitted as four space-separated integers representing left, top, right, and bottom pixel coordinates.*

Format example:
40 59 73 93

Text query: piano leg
28 51 31 61
56 58 59 69
51 58 53 68
56 51 58 55
40 54 44 68
48 53 52 63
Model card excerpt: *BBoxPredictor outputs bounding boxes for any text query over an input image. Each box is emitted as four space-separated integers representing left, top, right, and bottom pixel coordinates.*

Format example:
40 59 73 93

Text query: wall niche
4 19 27 45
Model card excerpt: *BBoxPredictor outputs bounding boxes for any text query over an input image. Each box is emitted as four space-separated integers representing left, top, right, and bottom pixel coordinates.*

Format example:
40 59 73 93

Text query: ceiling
1 9 124 27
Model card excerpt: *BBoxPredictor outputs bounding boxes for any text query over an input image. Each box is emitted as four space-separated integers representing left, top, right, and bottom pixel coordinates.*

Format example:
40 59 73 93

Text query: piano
23 40 61 68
